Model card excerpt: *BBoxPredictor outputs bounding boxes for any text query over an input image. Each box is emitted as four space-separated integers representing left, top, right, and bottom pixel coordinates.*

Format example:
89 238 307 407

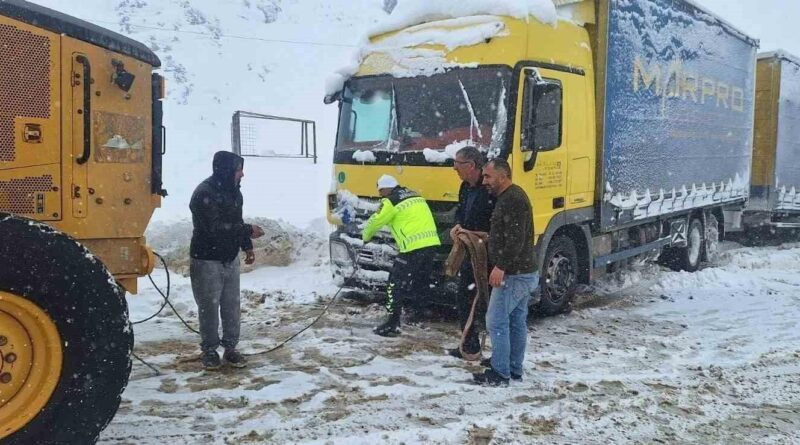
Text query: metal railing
231 110 317 163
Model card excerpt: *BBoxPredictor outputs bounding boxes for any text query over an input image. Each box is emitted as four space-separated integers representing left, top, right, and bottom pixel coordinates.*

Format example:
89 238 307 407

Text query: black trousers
457 260 486 354
386 246 436 315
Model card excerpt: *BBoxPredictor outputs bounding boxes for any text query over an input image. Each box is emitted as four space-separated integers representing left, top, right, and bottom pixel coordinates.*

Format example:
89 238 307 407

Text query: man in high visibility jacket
363 174 441 336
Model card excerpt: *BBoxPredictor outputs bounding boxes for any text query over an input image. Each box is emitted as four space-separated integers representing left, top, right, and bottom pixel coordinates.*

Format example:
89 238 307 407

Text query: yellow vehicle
325 0 757 313
744 51 800 231
0 0 165 442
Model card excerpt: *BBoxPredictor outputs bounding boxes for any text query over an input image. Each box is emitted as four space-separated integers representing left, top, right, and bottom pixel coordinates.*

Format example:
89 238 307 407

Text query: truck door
514 67 570 239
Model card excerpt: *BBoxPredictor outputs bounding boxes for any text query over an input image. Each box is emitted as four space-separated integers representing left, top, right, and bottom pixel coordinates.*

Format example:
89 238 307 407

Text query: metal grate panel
0 23 51 162
231 111 317 163
0 174 53 214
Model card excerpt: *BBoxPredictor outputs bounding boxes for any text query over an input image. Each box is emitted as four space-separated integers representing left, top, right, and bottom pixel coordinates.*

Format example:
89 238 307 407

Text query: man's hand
449 224 462 241
244 250 256 265
489 266 505 288
250 224 265 239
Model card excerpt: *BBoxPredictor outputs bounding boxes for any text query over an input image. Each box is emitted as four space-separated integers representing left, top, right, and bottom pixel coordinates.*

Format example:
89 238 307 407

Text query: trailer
745 51 800 229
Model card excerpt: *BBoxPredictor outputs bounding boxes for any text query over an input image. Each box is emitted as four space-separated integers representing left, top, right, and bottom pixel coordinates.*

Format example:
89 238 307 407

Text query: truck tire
663 217 704 272
0 214 132 444
538 236 578 316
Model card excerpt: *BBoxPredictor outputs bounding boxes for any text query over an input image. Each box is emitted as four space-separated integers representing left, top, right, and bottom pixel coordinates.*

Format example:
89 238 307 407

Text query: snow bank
145 217 327 275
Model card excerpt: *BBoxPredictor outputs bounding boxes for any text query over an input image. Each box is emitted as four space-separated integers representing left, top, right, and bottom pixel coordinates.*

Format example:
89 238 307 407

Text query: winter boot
481 357 521 380
481 357 522 381
201 350 221 370
223 349 248 368
472 367 509 386
373 311 401 337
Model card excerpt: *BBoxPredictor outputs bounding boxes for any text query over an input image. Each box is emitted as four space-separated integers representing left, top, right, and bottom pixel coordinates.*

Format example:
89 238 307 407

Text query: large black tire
0 214 132 444
538 236 578 316
662 217 704 272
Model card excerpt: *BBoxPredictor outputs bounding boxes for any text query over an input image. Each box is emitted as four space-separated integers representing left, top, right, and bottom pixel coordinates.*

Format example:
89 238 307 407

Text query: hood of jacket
211 151 244 190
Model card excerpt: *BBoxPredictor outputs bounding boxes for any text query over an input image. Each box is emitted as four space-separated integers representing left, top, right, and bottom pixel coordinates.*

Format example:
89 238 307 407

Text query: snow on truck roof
679 0 758 47
364 0 759 53
366 0 558 38
324 0 758 98
324 0 557 97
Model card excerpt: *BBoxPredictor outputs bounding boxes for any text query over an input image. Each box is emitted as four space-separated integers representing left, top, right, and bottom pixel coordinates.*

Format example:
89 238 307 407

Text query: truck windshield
335 67 510 161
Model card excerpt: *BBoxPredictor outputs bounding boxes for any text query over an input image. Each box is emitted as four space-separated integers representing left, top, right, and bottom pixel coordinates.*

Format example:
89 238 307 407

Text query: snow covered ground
20 1 800 443
99 240 800 444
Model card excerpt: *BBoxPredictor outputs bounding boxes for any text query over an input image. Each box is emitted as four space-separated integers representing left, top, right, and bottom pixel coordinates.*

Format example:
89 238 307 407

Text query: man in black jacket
190 151 264 370
446 146 495 359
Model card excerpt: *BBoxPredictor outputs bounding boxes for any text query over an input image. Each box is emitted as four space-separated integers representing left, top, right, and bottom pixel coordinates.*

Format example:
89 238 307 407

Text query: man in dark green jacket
363 174 441 336
473 158 539 386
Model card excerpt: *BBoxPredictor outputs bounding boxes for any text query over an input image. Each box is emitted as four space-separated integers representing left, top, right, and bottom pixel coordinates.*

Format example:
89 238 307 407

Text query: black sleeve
478 189 496 233
190 186 252 248
455 182 466 225
240 225 253 252
237 191 253 252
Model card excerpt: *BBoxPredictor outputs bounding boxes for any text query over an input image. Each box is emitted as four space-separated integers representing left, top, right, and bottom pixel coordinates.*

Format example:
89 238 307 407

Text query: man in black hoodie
190 151 264 370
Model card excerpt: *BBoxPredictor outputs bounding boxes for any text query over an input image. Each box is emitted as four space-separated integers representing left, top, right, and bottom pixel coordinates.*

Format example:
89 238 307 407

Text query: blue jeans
486 272 539 379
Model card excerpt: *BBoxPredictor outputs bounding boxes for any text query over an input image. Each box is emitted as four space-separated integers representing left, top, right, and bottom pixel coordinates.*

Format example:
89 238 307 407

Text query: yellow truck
325 0 758 314
744 51 800 231
0 0 165 442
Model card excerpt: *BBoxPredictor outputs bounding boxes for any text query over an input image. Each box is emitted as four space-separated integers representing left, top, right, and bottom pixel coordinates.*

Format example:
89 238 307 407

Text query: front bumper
329 229 458 305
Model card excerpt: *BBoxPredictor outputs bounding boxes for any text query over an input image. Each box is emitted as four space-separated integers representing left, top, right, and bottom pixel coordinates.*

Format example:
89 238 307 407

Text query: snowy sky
695 0 800 56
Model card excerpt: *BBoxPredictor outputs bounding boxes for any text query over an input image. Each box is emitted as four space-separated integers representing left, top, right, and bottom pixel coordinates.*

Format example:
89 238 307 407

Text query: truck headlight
330 241 351 263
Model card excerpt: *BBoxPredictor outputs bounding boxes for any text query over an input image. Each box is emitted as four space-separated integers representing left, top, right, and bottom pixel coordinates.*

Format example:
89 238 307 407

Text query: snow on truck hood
325 0 558 96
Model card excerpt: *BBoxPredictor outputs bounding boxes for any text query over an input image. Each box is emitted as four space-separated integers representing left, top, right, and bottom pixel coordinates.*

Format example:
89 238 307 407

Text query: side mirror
523 150 538 172
324 91 341 105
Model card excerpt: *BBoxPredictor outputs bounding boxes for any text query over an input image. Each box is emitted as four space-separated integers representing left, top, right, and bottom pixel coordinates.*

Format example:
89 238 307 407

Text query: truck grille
357 249 375 263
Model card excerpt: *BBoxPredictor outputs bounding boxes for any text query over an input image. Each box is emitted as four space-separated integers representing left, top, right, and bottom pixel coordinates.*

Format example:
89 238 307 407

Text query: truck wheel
0 214 132 444
538 236 578 316
663 217 704 272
